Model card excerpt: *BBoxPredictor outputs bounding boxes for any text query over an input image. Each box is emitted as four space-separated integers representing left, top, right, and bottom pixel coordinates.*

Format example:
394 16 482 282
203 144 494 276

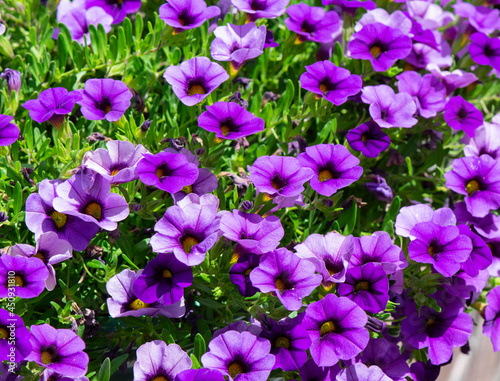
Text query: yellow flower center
275 278 286 292
162 269 172 279
221 124 231 136
14 276 23 287
318 169 333 182
262 193 274 202
156 167 166 179
275 336 290 348
228 362 244 378
426 317 436 327
111 168 121 176
181 236 199 253
84 202 102 220
50 211 67 228
428 243 438 256
370 45 382 59
188 85 206 96
181 185 193 194
319 83 328 94
466 179 480 195
129 299 149 310
320 321 336 336
361 134 368 143
0 328 8 339
244 268 252 277
41 351 53 364
355 281 369 291
34 252 45 262
151 377 168 381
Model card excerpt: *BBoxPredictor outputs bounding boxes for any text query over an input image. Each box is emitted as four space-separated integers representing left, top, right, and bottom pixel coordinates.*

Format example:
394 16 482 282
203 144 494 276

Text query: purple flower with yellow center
22 87 82 129
469 33 500 71
337 364 392 381
463 119 500 160
483 285 500 352
297 144 363 197
0 115 19 146
82 140 148 184
250 248 322 311
137 151 199 193
346 121 390 158
349 23 412 72
159 0 220 33
0 255 48 299
177 369 225 381
229 253 260 297
106 269 186 318
444 95 483 137
163 57 229 106
285 3 339 44
86 0 141 24
53 172 129 231
444 155 500 218
248 155 314 199
231 0 289 21
395 204 457 239
0 309 32 362
303 293 369 367
361 85 417 128
26 324 88 377
198 101 264 140
299 61 362 106
201 330 275 381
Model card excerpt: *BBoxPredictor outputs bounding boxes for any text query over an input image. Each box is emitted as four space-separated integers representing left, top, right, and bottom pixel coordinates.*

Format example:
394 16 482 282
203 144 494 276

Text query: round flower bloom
303 294 369 367
297 144 363 197
0 255 48 299
0 309 32 362
0 115 19 146
22 88 82 129
201 330 275 381
444 95 483 137
346 121 390 158
285 3 339 44
463 119 500 160
86 0 141 24
159 0 220 32
427 63 478 96
163 57 229 106
229 253 261 297
395 204 457 239
483 285 500 352
198 101 264 140
232 0 290 20
337 363 392 381
299 61 362 106
469 32 500 71
77 78 132 122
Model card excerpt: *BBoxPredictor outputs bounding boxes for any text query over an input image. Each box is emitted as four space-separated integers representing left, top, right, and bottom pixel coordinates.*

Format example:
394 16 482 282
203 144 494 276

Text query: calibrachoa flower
197 101 265 139
299 358 341 380
395 204 457 239
201 330 275 381
0 115 19 146
297 144 363 197
177 369 225 381
0 68 21 94
427 64 478 96
285 3 339 44
463 118 500 160
299 61 362 106
303 294 369 367
86 0 141 24
323 0 375 11
354 9 411 34
337 363 392 381
41 370 89 381
250 248 322 311
0 309 32 362
457 224 492 277
454 2 500 35
232 0 290 21
469 32 500 71
346 121 390 158
453 201 500 241
159 0 220 32
229 253 260 297
163 57 229 106
444 95 483 137
0 256 48 299
483 285 500 351
22 88 82 129
213 320 262 338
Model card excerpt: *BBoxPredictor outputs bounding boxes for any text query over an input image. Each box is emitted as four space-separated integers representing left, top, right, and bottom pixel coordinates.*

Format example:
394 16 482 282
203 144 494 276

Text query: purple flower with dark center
159 0 220 33
163 57 229 106
483 285 500 351
133 254 192 305
297 144 363 197
469 33 500 71
0 68 21 94
445 95 483 137
77 78 132 122
248 155 314 199
454 3 500 35
22 87 82 129
444 155 500 218
427 64 478 96
198 101 264 140
285 3 339 44
201 330 275 381
82 140 148 184
349 23 412 72
0 255 48 299
229 253 260 297
409 361 441 381
249 248 322 311
26 324 89 377
0 309 32 362
365 174 393 202
0 115 19 146
456 224 492 277
177 369 225 381
346 121 390 158
361 85 417 128
137 151 199 193
86 0 141 24
337 363 391 381
303 294 369 367
53 172 129 231
463 118 500 160
445 268 489 300
299 61 362 106
134 341 192 381
232 0 289 21
395 204 457 239
106 269 186 318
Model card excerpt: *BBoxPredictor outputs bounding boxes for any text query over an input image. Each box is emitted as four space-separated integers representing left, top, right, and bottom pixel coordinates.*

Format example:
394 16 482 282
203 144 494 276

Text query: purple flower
297 144 363 197
53 172 129 231
0 115 19 146
349 23 412 72
463 119 500 160
198 101 264 140
409 361 441 381
249 248 322 311
483 285 500 351
298 358 341 381
77 78 132 122
355 9 411 35
229 253 260 297
365 175 393 202
213 320 262 339
444 95 483 137
303 294 369 367
454 3 500 35
0 309 32 362
0 68 21 94
86 0 141 24
337 363 392 381
444 155 500 218
347 121 390 158
201 330 275 381
469 32 500 71
299 61 362 106
82 140 148 184
395 204 456 239
406 1 454 30
177 369 225 381
22 87 82 129
26 324 89 377
0 255 48 299
453 201 500 241
232 0 289 21
323 0 375 11
41 370 89 381
285 3 339 44
159 0 220 33
164 57 229 106
427 64 478 96
361 85 417 128
457 224 492 277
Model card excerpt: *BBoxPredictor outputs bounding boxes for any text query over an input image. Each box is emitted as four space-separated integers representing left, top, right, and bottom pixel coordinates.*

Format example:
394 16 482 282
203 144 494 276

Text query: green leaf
110 354 128 376
135 13 144 42
190 354 201 369
194 333 206 360
13 182 22 216
333 41 343 67
382 196 401 230
97 357 111 381
87 259 106 269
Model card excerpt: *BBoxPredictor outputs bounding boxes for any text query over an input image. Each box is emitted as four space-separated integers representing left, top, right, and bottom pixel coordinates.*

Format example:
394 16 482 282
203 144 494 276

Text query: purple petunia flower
229 253 260 297
444 155 500 218
163 57 229 106
303 293 369 367
159 0 220 33
26 324 89 377
299 61 362 106
365 175 393 202
40 370 89 381
177 369 225 381
213 320 262 339
361 85 417 128
395 204 457 240
82 140 148 184
346 121 390 158
349 23 412 72
232 0 289 21
457 224 492 277
285 3 339 44
444 95 483 137
406 1 454 30
323 0 375 11
337 363 391 381
86 0 141 24
198 101 264 140
0 115 19 146
0 68 21 94
354 9 411 35
453 201 500 241
201 330 275 381
0 255 48 299
299 358 341 381
22 87 82 129
483 285 500 351
409 361 441 381
454 2 500 35
250 248 322 311
297 144 363 197
469 32 500 71
77 78 132 122
0 309 32 362
426 64 478 96
463 118 500 160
